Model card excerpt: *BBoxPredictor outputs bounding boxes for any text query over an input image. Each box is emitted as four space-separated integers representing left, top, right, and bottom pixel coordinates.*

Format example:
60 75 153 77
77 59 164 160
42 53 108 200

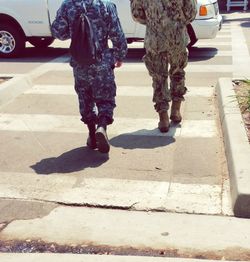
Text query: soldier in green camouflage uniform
130 0 197 132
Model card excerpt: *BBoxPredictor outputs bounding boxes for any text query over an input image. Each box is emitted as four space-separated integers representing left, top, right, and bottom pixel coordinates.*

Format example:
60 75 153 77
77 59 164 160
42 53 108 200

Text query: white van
0 0 222 58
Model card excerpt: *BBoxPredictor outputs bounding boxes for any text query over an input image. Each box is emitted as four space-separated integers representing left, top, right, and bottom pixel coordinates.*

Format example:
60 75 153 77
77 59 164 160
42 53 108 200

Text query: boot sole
159 126 170 133
95 131 110 153
170 116 182 123
158 123 170 133
86 140 97 150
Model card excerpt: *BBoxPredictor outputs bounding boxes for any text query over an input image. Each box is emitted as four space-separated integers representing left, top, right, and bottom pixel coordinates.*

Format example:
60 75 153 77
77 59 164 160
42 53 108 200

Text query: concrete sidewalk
1 207 250 260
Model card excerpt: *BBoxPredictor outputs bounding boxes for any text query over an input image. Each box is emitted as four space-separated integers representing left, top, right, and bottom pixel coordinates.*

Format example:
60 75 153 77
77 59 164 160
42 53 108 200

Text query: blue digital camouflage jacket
51 0 127 66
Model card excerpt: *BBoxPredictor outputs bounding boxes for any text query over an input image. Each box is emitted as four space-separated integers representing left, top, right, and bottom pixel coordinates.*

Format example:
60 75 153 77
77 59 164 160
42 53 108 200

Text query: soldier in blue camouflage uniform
51 0 127 153
130 0 197 132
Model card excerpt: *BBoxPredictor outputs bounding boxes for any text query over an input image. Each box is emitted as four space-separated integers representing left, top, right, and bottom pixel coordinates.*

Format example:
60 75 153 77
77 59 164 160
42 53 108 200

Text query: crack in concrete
0 197 235 217
0 197 140 212
56 201 140 211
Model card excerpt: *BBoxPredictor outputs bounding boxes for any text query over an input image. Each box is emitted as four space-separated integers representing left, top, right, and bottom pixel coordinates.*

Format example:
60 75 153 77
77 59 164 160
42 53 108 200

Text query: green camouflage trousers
143 49 188 113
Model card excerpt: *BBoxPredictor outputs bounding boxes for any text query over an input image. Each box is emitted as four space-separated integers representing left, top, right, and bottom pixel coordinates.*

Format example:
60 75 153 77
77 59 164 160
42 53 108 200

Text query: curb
0 253 237 262
1 206 250 260
0 74 32 107
216 77 250 218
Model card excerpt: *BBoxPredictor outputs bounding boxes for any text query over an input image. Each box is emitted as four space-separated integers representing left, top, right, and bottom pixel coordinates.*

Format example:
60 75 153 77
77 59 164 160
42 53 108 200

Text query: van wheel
187 24 197 49
0 24 25 58
29 37 54 48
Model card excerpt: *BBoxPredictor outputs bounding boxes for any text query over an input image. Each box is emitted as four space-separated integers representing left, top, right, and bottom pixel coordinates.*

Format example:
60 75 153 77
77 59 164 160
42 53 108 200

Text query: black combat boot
95 118 110 153
86 122 97 149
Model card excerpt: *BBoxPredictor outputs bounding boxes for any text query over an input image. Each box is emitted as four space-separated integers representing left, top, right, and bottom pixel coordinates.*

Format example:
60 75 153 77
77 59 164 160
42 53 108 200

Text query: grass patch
236 79 250 113
234 79 250 142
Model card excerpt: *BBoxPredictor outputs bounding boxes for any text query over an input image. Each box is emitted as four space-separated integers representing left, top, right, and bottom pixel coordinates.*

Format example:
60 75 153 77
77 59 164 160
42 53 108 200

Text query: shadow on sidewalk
125 47 145 63
241 21 250 28
110 125 179 149
30 146 109 175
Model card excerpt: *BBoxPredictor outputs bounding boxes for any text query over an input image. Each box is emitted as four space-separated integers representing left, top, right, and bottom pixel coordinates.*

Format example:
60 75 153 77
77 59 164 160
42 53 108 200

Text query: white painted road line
215 35 231 38
49 64 233 73
0 114 217 137
25 85 214 97
231 23 250 78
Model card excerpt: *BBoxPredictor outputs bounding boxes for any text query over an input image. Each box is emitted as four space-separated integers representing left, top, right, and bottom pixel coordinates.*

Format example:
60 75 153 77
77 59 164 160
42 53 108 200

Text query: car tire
29 37 55 48
187 24 198 49
0 23 25 58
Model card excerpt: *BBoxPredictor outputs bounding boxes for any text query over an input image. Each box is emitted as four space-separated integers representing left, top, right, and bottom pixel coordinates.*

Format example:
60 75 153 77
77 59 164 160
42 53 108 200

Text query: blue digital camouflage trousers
73 62 116 126
143 49 188 113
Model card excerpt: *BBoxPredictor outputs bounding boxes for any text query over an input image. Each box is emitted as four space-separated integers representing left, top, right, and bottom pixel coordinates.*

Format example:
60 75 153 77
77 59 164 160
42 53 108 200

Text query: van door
111 0 136 35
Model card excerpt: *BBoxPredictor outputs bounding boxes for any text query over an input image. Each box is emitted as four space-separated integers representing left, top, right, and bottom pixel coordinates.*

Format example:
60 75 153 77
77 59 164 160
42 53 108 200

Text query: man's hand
115 61 123 68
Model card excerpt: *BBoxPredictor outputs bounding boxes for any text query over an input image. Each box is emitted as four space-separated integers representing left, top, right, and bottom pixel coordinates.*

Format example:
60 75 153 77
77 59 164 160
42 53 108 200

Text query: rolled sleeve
107 3 127 61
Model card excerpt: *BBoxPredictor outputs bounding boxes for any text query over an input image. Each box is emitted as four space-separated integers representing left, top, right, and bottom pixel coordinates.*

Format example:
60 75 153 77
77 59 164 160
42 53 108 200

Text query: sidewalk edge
0 54 69 108
0 74 32 107
216 77 250 218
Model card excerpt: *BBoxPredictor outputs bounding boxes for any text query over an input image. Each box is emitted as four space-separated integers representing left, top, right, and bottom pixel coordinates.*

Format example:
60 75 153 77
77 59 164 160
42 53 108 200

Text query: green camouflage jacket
130 0 197 52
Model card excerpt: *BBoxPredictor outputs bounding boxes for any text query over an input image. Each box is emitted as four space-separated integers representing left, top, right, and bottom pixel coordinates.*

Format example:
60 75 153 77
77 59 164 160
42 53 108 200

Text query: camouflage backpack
70 0 102 65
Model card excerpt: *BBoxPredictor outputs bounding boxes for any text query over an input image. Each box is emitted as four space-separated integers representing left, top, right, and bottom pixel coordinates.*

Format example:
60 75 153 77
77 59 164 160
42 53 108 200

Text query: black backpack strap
72 0 94 14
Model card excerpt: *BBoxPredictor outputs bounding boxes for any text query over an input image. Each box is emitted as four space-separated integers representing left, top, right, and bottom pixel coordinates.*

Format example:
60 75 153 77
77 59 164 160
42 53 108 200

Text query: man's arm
107 3 128 64
130 0 146 25
182 0 197 25
51 1 71 40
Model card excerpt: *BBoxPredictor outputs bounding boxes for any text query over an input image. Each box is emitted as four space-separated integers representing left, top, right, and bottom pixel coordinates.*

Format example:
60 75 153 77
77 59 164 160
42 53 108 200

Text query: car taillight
199 4 216 18
199 5 208 16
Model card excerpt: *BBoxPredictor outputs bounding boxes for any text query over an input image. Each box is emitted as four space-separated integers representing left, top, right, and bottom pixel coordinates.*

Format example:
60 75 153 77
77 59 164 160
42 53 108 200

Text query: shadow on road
125 47 145 63
188 47 219 61
30 147 109 175
0 45 218 64
110 134 175 149
241 21 250 28
0 47 69 63
0 46 143 63
125 46 219 62
110 124 180 149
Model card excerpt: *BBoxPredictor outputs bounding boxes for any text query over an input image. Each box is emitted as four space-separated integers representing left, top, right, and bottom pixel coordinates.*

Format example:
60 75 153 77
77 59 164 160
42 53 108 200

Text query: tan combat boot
170 101 182 123
158 111 170 133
